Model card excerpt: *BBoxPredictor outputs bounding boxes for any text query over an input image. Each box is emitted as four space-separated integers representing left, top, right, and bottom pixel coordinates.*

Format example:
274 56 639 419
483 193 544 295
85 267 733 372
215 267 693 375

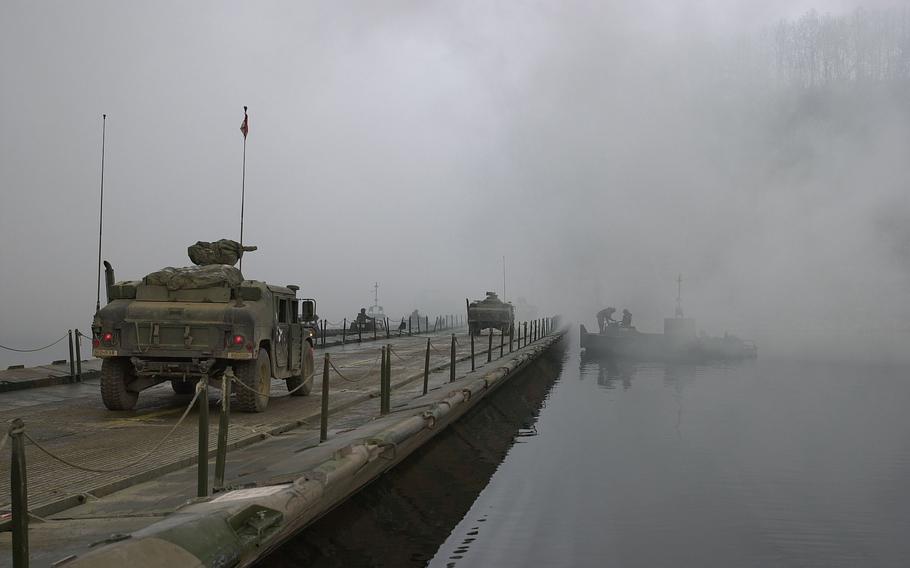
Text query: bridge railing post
500 328 504 358
74 329 83 381
380 347 390 415
509 322 514 353
197 380 209 497
321 354 330 441
487 329 493 363
342 318 347 345
449 334 456 382
470 329 475 371
423 338 431 395
10 418 28 568
67 330 75 383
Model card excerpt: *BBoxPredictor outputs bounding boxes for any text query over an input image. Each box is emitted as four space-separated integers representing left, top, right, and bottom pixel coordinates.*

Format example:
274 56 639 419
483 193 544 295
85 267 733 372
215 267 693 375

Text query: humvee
467 292 514 336
92 261 316 412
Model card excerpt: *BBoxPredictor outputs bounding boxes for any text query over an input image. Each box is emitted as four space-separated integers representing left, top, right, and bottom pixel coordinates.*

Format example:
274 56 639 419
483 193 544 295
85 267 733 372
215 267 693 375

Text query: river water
265 334 910 567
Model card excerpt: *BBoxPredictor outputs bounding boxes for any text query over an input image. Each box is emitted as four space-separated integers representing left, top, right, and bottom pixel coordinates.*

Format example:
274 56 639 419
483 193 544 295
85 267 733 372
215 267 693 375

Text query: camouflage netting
188 239 257 267
144 265 244 290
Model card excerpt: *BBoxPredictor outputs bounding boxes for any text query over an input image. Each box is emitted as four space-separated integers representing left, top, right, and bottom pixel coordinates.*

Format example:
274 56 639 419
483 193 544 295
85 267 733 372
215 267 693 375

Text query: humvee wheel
171 378 196 395
235 349 271 412
286 342 315 396
101 358 139 411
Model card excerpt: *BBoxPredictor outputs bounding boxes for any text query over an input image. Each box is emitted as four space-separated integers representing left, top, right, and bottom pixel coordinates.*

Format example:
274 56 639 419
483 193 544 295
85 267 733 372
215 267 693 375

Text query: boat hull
579 324 757 362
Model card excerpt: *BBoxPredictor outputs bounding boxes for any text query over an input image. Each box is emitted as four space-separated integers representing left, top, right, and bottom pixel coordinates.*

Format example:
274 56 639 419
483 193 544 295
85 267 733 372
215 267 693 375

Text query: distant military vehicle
91 241 316 412
467 292 514 336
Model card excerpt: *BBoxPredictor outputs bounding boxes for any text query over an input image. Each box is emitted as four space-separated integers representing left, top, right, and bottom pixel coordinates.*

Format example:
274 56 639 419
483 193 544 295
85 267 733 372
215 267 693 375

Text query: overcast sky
2 0 908 365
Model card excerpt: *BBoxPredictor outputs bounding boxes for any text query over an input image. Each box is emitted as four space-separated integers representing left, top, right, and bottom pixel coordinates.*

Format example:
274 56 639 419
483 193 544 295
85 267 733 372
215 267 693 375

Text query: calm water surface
266 334 910 567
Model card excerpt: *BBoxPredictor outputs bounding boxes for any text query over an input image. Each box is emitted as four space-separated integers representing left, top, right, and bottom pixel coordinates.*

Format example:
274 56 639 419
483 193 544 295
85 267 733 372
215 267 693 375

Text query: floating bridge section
0 319 563 567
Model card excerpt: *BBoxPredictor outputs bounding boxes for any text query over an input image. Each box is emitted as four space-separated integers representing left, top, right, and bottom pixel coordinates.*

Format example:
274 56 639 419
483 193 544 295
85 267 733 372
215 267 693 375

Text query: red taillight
92 339 100 348
102 332 113 343
232 334 244 346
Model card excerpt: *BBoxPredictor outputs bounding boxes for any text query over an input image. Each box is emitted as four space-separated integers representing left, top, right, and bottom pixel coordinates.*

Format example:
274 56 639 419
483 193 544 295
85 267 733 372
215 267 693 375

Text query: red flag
240 106 248 139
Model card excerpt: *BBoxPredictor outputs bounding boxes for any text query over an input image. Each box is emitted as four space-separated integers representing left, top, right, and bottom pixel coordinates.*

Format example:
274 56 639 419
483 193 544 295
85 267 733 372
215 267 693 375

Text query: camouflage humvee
91 244 316 412
467 292 514 336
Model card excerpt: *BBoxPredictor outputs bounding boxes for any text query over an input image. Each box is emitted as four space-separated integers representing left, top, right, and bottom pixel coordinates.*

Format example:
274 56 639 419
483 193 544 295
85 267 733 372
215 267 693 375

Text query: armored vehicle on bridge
467 292 514 336
91 241 316 412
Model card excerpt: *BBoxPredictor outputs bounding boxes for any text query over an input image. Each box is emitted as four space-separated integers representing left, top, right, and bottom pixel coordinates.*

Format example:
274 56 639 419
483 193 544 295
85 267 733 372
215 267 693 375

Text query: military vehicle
467 292 514 336
91 241 317 412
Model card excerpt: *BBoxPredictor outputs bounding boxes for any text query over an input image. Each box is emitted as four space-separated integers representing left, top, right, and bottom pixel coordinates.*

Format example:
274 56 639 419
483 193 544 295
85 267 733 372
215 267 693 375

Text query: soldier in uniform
596 307 617 333
621 309 632 328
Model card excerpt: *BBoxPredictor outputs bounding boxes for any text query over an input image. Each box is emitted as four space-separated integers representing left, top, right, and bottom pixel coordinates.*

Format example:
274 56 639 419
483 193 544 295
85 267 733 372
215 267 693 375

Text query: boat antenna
502 255 506 301
373 282 379 307
675 273 684 318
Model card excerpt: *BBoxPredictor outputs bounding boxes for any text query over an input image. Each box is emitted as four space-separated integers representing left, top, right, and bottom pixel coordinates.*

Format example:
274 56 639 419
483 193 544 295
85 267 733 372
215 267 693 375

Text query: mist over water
2 3 909 365
265 335 910 567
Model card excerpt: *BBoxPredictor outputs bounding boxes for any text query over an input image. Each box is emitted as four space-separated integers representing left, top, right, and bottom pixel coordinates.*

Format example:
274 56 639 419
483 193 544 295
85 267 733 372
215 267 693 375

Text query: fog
2 0 909 366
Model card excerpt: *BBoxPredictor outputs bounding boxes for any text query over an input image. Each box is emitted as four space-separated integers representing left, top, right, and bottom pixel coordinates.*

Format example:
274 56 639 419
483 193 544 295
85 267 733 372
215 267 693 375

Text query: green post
320 353 330 442
500 328 504 358
342 318 347 345
214 370 232 490
358 321 362 343
380 347 390 415
386 344 392 407
449 334 456 382
509 323 514 353
74 329 83 381
417 316 421 335
423 338 431 395
487 329 493 363
197 380 209 497
523 321 527 347
67 330 75 383
408 317 412 336
373 319 377 341
10 419 28 568
470 329 475 371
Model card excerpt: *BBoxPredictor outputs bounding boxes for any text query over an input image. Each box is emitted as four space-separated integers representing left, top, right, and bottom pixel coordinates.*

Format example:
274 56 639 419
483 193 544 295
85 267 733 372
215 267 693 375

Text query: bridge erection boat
580 276 757 362
579 320 756 361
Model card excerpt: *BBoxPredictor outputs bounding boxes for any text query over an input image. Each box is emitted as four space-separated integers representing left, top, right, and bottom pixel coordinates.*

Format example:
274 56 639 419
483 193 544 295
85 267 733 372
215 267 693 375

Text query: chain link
328 352 382 382
21 386 202 473
0 333 69 353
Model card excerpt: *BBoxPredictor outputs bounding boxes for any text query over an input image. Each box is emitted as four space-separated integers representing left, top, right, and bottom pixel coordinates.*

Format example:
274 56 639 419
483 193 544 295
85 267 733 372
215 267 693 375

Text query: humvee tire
286 342 315 396
171 378 196 395
101 358 139 410
235 348 271 412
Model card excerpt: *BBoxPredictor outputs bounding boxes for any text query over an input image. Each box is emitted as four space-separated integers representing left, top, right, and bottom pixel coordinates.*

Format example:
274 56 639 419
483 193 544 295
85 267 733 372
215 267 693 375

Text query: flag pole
95 114 107 314
239 106 248 273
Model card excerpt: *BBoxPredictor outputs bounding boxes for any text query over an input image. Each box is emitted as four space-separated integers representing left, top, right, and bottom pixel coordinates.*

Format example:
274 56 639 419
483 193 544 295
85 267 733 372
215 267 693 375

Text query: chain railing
2 316 558 565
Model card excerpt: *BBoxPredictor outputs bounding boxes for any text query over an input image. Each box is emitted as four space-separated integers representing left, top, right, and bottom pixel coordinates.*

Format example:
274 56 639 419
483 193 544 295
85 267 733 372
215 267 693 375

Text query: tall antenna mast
95 114 107 314
502 255 506 300
675 273 684 318
373 282 379 306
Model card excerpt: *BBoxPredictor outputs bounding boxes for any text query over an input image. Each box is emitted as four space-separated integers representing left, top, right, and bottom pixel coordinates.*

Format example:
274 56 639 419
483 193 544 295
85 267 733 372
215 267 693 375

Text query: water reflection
579 352 636 389
261 339 567 567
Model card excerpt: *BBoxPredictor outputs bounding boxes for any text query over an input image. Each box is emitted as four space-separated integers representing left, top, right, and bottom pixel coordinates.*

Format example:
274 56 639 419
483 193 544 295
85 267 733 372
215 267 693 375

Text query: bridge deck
0 328 493 519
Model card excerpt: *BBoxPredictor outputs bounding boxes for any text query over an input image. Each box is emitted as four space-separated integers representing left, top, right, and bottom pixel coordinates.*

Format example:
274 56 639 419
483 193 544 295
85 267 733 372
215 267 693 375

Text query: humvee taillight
232 334 245 346
102 332 113 343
